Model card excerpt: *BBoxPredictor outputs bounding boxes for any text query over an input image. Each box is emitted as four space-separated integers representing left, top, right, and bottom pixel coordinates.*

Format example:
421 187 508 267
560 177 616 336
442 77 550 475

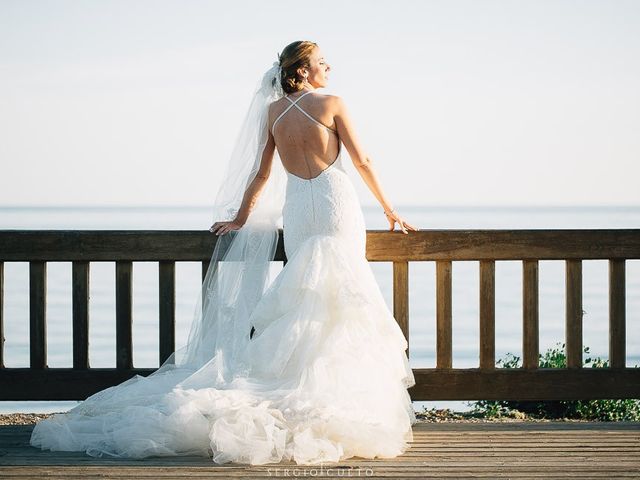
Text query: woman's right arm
332 96 418 234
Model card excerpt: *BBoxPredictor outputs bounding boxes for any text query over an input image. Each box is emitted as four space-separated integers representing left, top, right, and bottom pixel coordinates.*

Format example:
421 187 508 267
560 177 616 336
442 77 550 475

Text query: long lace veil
153 60 287 383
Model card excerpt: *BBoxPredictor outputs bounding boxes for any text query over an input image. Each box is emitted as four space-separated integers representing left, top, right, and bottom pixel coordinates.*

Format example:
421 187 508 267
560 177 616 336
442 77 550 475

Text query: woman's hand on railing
209 218 244 236
384 208 419 234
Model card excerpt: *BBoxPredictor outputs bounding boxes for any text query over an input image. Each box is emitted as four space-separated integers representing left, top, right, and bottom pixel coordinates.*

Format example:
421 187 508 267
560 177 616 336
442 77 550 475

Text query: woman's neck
290 86 316 97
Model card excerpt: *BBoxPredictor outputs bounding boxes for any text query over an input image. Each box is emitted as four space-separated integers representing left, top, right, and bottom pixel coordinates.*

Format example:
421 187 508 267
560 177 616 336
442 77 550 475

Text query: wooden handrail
0 229 639 401
1 229 639 261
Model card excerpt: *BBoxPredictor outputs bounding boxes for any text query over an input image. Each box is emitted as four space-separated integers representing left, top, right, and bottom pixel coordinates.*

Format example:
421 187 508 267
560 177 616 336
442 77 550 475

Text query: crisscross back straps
271 91 337 135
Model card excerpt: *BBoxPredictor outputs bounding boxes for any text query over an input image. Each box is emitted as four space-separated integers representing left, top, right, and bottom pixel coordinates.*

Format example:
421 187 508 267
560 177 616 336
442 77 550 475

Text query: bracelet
383 208 396 217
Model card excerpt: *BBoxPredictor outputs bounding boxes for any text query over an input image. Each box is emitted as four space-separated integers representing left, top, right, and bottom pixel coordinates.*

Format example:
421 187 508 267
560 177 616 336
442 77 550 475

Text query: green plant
467 342 640 421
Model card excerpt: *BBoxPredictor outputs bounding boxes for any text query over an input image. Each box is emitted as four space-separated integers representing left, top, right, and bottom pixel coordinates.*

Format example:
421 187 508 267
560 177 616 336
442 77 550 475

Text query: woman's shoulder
314 92 342 104
311 93 345 114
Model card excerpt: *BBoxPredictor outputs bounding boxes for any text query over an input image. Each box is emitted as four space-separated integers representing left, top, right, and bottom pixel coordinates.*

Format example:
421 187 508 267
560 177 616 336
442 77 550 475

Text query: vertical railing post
393 260 410 357
115 261 133 370
566 259 583 368
29 261 47 369
609 259 626 368
202 260 210 282
159 260 176 365
201 259 211 319
479 260 496 369
522 260 539 369
0 261 4 369
72 261 90 369
436 260 452 369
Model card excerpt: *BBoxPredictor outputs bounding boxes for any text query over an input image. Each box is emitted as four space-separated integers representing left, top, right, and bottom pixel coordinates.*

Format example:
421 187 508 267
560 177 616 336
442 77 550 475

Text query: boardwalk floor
0 421 638 479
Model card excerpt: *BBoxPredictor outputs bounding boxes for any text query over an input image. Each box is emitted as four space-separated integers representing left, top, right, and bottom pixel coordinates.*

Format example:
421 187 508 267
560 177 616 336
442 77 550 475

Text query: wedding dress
29 90 416 465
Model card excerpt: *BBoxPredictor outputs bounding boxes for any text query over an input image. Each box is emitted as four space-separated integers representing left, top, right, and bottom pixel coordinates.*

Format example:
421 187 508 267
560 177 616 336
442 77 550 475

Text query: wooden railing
0 229 639 401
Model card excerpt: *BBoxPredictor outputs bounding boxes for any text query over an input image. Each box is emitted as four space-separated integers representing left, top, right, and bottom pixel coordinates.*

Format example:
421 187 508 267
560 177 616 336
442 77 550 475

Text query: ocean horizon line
2 204 640 211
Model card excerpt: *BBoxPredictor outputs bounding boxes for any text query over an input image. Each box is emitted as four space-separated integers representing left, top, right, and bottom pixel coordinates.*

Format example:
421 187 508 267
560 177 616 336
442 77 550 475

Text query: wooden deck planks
1 422 638 478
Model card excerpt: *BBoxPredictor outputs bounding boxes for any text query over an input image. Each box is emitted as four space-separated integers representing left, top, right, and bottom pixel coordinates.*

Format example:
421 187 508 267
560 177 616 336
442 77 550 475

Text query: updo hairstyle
277 41 318 94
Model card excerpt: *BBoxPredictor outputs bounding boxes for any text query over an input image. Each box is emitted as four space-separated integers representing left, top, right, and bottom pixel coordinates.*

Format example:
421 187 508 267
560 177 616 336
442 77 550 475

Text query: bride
29 40 420 465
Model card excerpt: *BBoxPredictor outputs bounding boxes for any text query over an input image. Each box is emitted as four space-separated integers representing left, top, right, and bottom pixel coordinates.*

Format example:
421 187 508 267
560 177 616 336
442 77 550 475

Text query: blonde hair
278 41 318 94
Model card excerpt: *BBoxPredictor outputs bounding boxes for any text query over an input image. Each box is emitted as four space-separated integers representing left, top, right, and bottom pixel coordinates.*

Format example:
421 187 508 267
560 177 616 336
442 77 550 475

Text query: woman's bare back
269 91 340 180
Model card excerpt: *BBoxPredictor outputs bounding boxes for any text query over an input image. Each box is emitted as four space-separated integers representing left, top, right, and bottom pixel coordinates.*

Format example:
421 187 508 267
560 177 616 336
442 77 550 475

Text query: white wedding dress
30 91 417 465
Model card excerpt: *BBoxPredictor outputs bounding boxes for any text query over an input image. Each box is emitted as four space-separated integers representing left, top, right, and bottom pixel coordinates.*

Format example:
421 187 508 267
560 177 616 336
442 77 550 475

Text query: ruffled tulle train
30 234 416 465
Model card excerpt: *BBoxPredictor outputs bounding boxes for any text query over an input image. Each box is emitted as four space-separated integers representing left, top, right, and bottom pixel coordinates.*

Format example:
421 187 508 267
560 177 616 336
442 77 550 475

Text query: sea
1 204 639 414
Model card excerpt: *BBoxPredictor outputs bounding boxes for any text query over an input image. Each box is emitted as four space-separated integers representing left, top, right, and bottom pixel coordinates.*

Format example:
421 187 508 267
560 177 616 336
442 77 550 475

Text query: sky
1 0 639 207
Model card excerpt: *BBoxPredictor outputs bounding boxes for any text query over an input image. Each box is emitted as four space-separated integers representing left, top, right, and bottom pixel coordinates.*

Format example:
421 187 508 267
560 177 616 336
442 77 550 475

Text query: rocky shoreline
0 409 602 426
0 413 56 425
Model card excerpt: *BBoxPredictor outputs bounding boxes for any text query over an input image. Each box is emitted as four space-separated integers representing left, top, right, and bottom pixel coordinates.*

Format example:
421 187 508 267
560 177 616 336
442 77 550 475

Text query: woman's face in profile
306 47 331 88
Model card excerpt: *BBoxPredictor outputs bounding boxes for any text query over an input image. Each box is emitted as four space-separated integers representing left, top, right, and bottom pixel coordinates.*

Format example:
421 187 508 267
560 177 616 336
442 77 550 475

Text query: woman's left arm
235 132 275 225
209 130 275 236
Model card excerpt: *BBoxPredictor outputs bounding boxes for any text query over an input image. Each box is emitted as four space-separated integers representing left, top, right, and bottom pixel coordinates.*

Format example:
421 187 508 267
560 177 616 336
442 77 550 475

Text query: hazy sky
1 0 639 207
